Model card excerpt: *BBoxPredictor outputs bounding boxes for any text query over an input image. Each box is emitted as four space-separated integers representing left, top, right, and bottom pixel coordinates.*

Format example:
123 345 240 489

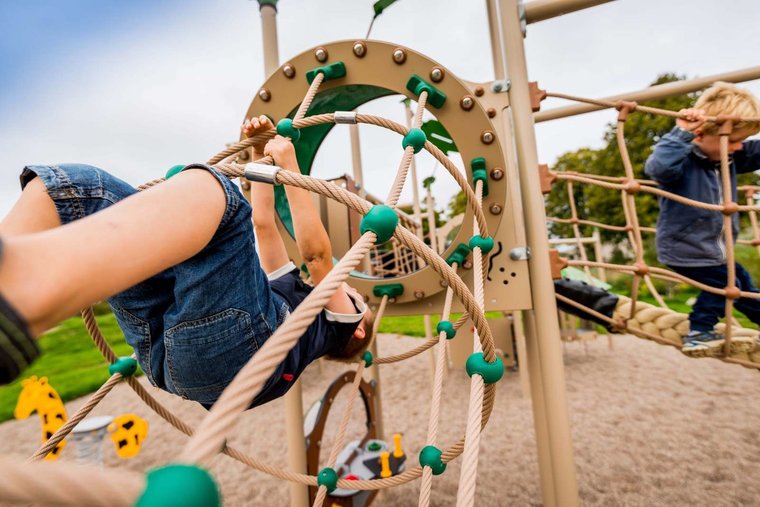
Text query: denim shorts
21 164 289 405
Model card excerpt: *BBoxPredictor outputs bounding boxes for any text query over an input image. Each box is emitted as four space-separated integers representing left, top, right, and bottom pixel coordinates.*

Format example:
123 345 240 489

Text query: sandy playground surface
1 333 759 506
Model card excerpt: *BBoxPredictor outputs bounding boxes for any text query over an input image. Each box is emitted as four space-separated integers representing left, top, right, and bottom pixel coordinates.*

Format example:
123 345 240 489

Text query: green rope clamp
402 128 427 154
419 445 446 475
465 352 504 384
360 205 398 244
373 283 404 298
108 357 137 378
135 464 220 507
165 165 185 179
445 243 471 267
468 235 494 254
406 75 447 108
362 351 374 368
276 118 301 143
306 61 347 84
317 467 338 493
436 320 456 340
471 157 489 197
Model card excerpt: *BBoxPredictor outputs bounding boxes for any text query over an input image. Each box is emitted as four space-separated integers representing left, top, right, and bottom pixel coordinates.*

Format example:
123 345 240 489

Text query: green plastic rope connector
317 467 338 493
445 243 471 267
469 235 494 254
306 61 347 84
367 441 382 452
373 283 404 298
360 205 398 244
465 352 504 384
402 128 427 154
405 75 447 108
419 445 446 475
165 165 185 179
362 351 374 367
136 464 220 507
471 157 489 197
436 320 456 340
276 118 301 143
108 357 137 377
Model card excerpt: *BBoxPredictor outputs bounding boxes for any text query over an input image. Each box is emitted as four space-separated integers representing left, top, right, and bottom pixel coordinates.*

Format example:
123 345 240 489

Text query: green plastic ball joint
402 128 427 154
419 445 446 476
362 351 374 367
469 235 494 254
317 467 338 493
465 352 504 384
135 464 220 507
108 357 137 377
276 118 301 143
436 321 456 340
165 165 185 179
360 205 399 244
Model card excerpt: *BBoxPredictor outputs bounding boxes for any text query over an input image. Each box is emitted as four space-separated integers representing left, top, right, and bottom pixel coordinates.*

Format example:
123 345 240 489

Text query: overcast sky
1 0 758 218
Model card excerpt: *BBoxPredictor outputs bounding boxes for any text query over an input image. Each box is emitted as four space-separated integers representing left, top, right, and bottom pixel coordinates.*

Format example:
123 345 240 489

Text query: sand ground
1 333 759 506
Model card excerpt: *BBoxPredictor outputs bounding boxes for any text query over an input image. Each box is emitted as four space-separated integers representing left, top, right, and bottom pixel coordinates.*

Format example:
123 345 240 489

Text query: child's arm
264 136 359 315
644 108 704 184
243 116 290 273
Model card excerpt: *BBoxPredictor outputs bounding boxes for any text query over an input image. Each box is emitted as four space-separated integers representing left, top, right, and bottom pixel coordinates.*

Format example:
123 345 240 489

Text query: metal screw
439 280 448 287
490 167 504 180
392 48 406 64
492 81 504 92
241 180 251 191
239 150 250 161
282 64 295 78
258 88 271 101
315 47 328 62
460 96 474 110
363 295 370 303
414 290 425 299
463 259 473 269
490 203 503 215
487 107 496 118
474 86 485 97
430 67 444 82
353 41 367 57
481 131 495 144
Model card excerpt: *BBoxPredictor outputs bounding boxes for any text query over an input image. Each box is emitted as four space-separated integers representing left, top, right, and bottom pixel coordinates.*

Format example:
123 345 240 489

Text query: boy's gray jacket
644 127 760 267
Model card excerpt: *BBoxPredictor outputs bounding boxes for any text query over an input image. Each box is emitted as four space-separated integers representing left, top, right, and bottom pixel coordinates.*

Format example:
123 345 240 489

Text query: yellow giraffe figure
14 376 68 460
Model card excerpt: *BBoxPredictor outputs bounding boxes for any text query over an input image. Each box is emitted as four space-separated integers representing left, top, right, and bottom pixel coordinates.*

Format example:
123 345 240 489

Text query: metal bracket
491 79 511 93
509 247 531 261
244 163 280 185
518 0 527 37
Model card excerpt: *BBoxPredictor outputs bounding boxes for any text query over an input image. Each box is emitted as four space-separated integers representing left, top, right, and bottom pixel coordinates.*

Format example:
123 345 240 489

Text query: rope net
1 74 499 506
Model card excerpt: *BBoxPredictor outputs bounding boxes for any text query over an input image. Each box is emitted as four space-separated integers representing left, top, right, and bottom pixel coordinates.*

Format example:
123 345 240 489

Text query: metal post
499 0 580 505
524 0 614 24
256 2 309 506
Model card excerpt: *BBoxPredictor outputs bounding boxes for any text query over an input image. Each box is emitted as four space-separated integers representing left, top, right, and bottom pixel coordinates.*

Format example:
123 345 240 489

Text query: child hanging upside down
645 82 760 356
0 116 374 407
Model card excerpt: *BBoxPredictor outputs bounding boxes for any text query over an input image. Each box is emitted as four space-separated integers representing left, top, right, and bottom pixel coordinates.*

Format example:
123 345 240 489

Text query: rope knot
633 262 649 276
724 286 741 300
722 202 739 215
623 179 641 195
615 100 638 121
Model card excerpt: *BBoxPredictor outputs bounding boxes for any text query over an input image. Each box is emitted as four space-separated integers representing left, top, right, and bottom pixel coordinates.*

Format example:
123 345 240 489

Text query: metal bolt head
353 42 367 57
489 203 503 215
258 88 271 102
315 47 328 62
492 81 503 92
487 107 496 118
463 259 473 269
241 180 251 191
481 131 495 144
460 96 474 111
430 67 444 82
282 64 295 78
414 290 425 299
392 48 406 64
439 279 448 288
474 86 485 97
239 150 250 161
490 167 504 180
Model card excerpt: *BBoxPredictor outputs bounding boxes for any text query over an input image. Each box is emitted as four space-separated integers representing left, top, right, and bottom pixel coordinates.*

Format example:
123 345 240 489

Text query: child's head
692 82 760 160
327 286 376 362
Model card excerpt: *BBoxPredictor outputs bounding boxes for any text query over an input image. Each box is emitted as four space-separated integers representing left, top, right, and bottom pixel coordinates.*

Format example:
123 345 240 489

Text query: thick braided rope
418 266 458 507
294 72 324 122
386 90 428 207
0 457 144 506
456 180 488 507
81 307 118 363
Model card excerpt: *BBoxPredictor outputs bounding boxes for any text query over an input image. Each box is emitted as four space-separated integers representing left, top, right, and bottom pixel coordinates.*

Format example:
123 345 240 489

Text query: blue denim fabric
21 164 289 405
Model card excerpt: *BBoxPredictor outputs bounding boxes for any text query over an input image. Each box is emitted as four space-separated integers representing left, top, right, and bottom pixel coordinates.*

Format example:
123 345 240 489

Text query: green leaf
373 0 398 17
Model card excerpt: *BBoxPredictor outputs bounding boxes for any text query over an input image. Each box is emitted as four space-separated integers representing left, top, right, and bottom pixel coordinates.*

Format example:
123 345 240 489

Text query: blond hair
694 81 760 135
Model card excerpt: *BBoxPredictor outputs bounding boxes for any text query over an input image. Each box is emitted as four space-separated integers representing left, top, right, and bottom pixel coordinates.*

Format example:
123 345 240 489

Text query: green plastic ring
108 357 138 377
465 352 504 384
317 467 338 493
419 445 446 476
360 205 398 244
135 464 220 507
362 351 374 367
469 235 494 254
276 118 301 142
436 321 456 340
402 128 427 154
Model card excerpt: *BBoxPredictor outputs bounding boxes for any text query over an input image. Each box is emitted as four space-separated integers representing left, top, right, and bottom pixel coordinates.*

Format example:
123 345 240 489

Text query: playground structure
1 1 760 506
